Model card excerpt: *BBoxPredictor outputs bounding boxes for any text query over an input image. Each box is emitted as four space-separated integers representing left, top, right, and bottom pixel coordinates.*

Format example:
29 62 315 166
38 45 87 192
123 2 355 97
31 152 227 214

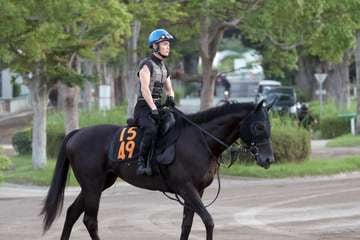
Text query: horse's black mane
185 102 255 124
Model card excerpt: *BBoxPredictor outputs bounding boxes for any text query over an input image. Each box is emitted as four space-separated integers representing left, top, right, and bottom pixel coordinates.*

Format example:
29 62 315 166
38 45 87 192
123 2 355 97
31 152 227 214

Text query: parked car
255 80 281 103
265 86 298 115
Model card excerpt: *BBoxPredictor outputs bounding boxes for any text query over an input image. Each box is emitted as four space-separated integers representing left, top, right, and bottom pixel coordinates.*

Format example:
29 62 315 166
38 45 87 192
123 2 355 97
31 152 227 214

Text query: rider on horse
134 28 176 176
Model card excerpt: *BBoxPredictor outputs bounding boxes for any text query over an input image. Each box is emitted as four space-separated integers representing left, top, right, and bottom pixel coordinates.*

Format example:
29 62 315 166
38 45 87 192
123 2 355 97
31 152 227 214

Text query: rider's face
157 41 170 57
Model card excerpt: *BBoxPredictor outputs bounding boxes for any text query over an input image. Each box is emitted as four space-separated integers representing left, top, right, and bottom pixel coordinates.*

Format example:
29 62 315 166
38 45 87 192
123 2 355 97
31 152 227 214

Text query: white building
233 50 264 81
0 69 31 114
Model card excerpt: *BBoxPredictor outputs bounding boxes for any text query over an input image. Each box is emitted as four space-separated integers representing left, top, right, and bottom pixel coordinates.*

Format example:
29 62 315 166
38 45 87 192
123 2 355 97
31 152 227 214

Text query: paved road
1 173 360 240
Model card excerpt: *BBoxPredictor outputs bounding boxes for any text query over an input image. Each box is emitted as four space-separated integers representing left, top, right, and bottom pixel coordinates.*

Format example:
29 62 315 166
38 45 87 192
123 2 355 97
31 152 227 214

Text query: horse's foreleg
60 192 85 240
180 190 204 240
179 184 214 240
83 190 102 240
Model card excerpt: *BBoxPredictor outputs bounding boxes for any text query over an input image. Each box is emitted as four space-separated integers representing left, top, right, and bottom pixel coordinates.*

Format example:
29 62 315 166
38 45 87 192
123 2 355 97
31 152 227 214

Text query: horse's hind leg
180 190 204 240
60 192 85 240
83 189 102 240
81 173 116 240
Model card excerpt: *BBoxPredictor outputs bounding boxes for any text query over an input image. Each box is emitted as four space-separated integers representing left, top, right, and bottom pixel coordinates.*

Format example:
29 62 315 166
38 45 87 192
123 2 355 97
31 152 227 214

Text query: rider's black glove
165 96 176 108
150 109 160 123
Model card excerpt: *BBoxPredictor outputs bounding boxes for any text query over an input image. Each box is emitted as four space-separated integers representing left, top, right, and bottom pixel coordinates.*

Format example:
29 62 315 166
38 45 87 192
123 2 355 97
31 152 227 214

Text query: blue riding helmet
148 29 175 48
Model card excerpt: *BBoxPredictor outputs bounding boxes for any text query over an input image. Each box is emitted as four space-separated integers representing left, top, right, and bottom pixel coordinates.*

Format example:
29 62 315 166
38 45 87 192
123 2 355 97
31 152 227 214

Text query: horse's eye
255 124 265 132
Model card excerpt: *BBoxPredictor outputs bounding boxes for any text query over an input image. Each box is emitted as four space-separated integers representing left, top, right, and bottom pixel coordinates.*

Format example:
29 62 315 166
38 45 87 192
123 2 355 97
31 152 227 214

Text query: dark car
255 80 281 103
265 87 298 115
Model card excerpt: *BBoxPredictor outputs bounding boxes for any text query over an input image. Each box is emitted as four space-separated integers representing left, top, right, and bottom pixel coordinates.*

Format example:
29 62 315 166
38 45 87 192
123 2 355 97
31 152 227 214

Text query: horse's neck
201 114 242 156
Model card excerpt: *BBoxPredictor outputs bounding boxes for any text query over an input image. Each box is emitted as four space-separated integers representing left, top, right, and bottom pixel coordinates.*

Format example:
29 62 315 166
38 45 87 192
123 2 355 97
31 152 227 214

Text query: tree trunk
56 82 64 110
114 66 126 104
183 53 199 75
126 20 141 118
83 60 94 111
59 83 80 134
295 54 350 107
60 56 81 134
355 31 360 134
28 65 48 169
199 15 224 110
94 51 102 107
295 54 319 101
323 55 350 108
200 57 216 110
103 63 116 107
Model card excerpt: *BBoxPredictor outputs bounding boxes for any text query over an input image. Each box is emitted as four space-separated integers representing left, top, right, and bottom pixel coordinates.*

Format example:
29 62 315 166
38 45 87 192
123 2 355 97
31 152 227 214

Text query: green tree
54 0 131 134
242 0 360 107
180 0 261 110
355 32 360 134
0 0 131 168
121 0 183 117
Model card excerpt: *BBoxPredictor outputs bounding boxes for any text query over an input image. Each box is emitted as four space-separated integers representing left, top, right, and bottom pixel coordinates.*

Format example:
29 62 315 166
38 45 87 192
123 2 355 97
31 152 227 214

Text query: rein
162 166 221 208
161 107 257 208
173 107 231 149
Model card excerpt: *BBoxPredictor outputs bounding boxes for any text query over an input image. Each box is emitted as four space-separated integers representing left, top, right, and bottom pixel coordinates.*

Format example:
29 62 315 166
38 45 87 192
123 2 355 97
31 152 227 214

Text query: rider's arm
139 65 157 110
164 76 174 97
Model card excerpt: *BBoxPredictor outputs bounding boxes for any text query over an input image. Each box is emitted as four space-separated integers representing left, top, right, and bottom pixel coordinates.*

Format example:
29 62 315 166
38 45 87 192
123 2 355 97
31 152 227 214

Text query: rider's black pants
134 101 159 158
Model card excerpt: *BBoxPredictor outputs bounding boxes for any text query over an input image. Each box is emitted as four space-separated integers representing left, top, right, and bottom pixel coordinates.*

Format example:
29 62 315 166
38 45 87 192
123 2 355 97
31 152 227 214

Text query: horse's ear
265 96 278 111
255 100 264 112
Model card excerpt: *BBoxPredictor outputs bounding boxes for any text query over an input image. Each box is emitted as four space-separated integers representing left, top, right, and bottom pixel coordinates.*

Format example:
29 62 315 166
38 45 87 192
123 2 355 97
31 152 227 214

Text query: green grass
309 100 356 119
221 156 360 178
326 134 360 148
47 104 128 131
3 155 360 185
3 155 78 186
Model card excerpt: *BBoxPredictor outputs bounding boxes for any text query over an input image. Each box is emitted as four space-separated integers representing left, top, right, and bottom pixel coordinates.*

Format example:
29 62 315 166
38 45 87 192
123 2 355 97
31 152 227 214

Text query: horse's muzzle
256 156 274 169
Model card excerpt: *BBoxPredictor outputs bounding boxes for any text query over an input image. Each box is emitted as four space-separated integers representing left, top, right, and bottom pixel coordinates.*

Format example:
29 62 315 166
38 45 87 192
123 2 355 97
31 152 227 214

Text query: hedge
12 128 64 157
0 155 12 171
221 117 311 165
12 105 128 158
0 147 12 171
309 100 355 138
271 125 311 163
12 128 32 155
319 116 350 139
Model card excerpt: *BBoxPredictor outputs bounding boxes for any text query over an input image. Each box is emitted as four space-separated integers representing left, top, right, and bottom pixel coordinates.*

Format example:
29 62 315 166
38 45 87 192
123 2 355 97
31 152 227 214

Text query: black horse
41 101 274 240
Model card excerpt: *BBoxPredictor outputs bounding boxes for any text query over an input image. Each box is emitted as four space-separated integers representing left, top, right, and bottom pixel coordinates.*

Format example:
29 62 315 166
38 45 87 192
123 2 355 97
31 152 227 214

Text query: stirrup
136 157 152 176
136 165 152 176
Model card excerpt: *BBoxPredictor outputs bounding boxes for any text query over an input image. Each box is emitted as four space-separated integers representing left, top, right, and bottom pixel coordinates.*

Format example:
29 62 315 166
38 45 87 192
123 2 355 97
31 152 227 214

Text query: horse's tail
41 129 79 232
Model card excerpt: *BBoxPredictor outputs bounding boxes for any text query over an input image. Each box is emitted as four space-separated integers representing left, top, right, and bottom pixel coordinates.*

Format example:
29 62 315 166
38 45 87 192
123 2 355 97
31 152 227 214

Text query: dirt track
2 111 360 239
1 173 360 240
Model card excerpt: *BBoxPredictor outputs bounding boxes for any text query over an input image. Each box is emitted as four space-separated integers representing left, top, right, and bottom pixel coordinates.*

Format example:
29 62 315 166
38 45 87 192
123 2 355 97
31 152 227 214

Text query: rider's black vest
137 56 168 99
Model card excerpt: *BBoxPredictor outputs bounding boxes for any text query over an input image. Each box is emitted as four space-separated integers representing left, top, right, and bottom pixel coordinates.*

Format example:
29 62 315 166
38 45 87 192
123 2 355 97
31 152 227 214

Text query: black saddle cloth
108 109 180 165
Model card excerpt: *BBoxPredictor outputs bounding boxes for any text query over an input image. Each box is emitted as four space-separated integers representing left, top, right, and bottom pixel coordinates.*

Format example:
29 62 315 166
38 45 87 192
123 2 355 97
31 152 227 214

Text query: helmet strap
153 43 168 59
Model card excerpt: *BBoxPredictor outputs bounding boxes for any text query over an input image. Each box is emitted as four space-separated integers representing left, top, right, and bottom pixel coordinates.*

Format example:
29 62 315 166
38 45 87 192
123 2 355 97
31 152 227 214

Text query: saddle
108 108 179 166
